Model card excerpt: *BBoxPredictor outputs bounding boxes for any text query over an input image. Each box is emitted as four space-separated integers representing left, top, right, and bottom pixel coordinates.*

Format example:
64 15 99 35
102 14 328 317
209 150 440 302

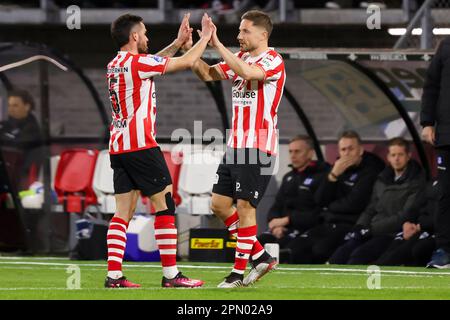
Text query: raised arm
180 20 226 82
164 13 213 73
191 59 226 81
155 13 192 57
209 22 265 81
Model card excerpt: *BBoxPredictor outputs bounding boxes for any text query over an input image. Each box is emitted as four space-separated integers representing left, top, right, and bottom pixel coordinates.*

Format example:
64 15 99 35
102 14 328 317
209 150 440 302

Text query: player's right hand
422 126 435 145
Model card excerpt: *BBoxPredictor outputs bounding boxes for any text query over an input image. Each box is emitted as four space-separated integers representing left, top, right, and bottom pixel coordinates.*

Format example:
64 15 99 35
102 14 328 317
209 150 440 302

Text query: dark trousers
435 148 450 252
376 233 436 266
329 235 393 265
287 223 352 264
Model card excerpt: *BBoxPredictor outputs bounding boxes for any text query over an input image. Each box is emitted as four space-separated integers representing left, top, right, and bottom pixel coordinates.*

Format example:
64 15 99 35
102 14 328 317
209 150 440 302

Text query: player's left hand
177 13 193 48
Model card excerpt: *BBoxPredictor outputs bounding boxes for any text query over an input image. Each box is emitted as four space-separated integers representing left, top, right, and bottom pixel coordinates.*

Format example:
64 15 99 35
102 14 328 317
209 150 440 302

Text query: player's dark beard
138 42 148 54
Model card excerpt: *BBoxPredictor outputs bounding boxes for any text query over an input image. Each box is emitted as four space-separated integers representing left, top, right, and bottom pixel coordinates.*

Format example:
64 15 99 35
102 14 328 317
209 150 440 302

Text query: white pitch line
0 286 446 291
1 261 450 276
0 257 66 260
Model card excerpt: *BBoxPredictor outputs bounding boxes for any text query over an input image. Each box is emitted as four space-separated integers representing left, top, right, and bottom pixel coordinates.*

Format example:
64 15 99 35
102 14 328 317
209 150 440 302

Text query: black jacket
0 114 43 189
315 152 385 225
0 114 43 149
403 179 438 233
356 160 426 236
421 37 450 146
268 161 330 233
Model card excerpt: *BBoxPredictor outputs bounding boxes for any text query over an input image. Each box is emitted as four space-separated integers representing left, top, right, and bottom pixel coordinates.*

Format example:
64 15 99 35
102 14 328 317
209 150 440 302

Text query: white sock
163 266 179 279
107 271 123 279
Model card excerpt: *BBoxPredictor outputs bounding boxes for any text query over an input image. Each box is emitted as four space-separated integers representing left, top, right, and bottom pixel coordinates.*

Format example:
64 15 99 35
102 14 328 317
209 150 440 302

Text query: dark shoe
104 276 141 288
162 272 204 288
217 272 244 288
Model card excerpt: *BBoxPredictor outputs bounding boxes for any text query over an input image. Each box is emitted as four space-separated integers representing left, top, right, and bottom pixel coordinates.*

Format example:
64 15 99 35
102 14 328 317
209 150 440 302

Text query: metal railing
395 0 450 49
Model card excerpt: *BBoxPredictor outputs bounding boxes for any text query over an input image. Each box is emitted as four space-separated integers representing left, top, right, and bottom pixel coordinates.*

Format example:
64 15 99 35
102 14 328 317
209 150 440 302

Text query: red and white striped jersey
218 48 286 155
106 51 170 154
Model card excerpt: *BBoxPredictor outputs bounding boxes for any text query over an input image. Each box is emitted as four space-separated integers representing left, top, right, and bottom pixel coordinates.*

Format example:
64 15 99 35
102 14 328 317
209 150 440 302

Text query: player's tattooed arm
165 13 213 73
156 13 193 57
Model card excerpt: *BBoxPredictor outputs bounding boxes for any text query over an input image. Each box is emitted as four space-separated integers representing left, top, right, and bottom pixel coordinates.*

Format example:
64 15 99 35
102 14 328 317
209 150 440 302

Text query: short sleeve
255 52 284 81
135 54 170 79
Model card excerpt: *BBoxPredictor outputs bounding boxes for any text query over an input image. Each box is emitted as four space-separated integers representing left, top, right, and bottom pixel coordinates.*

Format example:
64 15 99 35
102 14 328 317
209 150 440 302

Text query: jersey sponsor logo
152 55 163 63
112 118 127 129
190 238 224 249
232 90 256 99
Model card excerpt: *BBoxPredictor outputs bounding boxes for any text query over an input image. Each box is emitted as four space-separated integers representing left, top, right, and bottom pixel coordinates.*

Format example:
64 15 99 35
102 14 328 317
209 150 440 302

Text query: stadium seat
162 150 183 206
177 149 223 215
54 148 98 213
92 150 116 213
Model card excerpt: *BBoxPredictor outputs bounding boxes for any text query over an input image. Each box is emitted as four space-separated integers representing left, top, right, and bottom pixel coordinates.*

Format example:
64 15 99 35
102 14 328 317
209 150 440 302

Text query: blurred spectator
287 130 384 264
328 137 425 265
0 89 43 189
257 135 330 263
375 179 437 266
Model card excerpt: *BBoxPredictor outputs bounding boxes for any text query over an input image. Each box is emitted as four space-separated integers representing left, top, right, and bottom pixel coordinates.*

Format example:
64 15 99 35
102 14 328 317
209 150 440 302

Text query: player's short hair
8 89 35 110
388 137 411 153
289 135 314 150
338 130 362 144
241 10 273 37
111 14 143 48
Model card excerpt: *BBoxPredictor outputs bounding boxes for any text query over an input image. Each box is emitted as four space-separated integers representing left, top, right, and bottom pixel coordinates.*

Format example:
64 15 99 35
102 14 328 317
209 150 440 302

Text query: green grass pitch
0 256 450 300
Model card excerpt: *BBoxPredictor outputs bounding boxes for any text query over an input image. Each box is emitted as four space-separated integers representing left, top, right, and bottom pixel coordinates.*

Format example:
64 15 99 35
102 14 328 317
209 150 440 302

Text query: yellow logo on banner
191 238 224 249
226 241 236 248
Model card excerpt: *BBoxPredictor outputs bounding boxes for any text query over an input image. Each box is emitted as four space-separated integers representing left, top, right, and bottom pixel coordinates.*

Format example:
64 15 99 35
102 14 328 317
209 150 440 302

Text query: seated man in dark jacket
258 135 330 262
329 137 425 265
375 178 437 266
0 89 43 189
288 130 385 264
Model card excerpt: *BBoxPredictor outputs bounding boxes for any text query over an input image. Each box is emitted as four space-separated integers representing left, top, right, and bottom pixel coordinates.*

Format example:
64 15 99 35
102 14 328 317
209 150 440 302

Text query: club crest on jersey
350 173 358 181
232 79 247 90
304 178 313 186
